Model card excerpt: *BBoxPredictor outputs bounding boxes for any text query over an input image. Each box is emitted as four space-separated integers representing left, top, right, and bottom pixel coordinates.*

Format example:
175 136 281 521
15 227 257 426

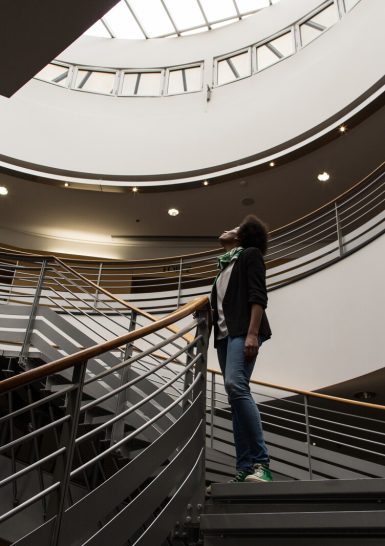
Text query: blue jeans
217 336 269 473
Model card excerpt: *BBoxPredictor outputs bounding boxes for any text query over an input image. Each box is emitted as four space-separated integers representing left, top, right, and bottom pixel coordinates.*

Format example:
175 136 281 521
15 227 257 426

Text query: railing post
5 259 17 305
176 257 183 309
304 394 313 480
18 259 48 370
50 360 87 546
334 202 344 257
110 310 137 449
183 326 196 412
93 262 103 309
186 304 209 524
210 372 215 449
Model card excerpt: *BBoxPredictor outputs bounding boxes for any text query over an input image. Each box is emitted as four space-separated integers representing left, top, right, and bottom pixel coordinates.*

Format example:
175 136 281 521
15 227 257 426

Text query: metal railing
0 296 211 545
206 370 385 483
2 163 383 315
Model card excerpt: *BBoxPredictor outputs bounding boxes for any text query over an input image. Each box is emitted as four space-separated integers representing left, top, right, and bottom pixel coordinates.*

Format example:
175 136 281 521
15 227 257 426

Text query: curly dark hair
237 215 269 255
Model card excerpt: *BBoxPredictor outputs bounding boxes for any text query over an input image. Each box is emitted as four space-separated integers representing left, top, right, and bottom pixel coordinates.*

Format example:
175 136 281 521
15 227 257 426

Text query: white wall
0 0 383 182
205 231 385 391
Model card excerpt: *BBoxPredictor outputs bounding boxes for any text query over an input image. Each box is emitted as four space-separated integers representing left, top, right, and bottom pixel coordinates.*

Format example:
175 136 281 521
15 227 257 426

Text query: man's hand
244 333 259 362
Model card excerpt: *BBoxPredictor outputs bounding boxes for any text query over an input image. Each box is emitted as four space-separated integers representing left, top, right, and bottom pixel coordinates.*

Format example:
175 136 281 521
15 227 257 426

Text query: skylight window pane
272 31 294 56
344 0 360 10
235 0 269 12
257 32 294 70
137 72 162 95
313 3 339 28
168 66 201 94
122 72 162 95
229 51 251 76
35 64 69 86
85 20 110 38
217 61 236 85
75 70 115 94
257 45 279 70
185 66 202 91
129 0 175 37
300 24 320 46
164 0 205 30
217 50 250 85
121 73 138 95
300 4 339 47
104 2 144 39
168 70 184 94
199 0 237 23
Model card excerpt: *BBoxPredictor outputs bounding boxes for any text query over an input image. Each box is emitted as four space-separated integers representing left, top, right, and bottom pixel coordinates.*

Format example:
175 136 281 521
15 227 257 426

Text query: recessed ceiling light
339 125 347 133
317 172 330 182
132 187 138 193
269 161 275 167
0 186 8 196
354 391 376 400
168 208 179 216
64 182 69 188
203 180 209 186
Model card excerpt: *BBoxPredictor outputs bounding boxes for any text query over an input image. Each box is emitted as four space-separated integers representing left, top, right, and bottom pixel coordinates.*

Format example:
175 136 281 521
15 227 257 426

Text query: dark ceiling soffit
0 77 384 184
0 0 120 98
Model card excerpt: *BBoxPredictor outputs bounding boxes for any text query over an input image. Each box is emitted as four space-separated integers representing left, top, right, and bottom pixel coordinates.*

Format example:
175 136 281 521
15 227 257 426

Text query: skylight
86 0 281 40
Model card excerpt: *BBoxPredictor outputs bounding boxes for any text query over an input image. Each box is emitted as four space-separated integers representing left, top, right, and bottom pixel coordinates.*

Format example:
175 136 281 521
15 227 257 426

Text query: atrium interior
0 0 384 544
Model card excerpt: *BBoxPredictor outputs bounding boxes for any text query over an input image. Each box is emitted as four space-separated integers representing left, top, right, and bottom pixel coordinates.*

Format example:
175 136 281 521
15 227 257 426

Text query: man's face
218 227 239 245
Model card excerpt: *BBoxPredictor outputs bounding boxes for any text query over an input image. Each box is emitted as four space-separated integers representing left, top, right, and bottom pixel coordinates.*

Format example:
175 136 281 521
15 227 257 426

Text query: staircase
201 478 385 545
2 252 385 545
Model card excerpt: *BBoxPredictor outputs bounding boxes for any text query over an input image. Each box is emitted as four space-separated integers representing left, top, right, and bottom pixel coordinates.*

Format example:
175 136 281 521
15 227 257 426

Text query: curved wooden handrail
0 295 210 395
268 161 385 237
208 367 385 412
0 161 383 264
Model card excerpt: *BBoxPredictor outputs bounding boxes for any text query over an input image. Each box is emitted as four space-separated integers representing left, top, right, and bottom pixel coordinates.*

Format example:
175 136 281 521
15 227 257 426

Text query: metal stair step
200 509 385 535
209 478 385 502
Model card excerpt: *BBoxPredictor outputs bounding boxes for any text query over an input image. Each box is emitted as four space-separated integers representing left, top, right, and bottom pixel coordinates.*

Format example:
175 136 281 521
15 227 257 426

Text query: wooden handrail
0 161 383 264
268 161 385 237
208 367 385 412
0 296 210 395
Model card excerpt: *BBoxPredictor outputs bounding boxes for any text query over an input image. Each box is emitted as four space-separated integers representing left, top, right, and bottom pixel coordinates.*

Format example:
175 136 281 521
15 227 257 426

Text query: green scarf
217 247 243 271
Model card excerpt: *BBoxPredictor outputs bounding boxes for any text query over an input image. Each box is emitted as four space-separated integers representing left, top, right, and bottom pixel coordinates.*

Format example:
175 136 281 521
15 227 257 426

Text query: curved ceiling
0 99 383 259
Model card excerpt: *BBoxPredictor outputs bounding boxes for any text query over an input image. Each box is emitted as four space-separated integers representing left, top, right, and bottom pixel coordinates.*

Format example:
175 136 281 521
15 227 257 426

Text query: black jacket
211 247 272 347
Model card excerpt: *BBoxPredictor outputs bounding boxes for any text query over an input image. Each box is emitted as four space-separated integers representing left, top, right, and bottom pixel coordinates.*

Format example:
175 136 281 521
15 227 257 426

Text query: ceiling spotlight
64 182 69 188
269 161 275 167
317 172 330 182
203 180 209 186
339 125 347 133
132 187 138 193
354 391 376 400
168 208 179 217
0 186 8 196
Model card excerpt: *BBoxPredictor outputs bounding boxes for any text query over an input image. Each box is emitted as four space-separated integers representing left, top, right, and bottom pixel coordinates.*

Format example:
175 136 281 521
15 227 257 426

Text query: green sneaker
245 463 273 483
206 470 253 495
229 470 254 483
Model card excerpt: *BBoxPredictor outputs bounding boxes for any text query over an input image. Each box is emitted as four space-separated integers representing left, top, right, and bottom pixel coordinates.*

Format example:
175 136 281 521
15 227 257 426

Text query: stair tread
210 478 385 500
200 509 385 531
